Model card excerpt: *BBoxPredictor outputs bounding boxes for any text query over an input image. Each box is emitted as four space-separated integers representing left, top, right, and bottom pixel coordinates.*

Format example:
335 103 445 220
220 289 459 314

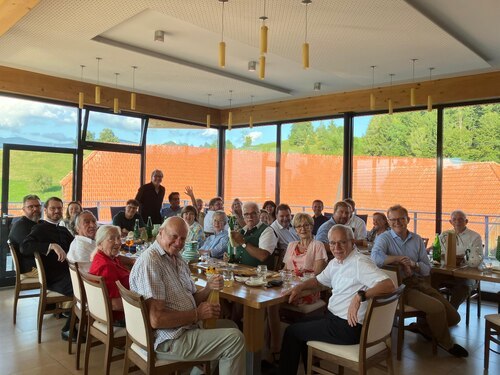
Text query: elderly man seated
129 217 245 374
432 210 483 309
112 199 145 237
67 210 97 263
278 224 395 374
371 204 468 358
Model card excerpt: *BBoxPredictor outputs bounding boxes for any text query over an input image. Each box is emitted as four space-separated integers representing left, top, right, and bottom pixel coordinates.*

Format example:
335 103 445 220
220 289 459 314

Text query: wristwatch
357 290 367 302
241 242 247 249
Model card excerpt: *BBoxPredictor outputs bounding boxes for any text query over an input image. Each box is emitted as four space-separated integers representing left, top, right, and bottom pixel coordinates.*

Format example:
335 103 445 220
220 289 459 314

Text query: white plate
245 279 267 287
235 276 250 283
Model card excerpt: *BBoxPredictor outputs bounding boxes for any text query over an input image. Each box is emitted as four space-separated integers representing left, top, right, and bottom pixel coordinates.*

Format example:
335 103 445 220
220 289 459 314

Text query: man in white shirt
344 198 367 246
67 210 97 263
432 210 483 309
278 224 394 374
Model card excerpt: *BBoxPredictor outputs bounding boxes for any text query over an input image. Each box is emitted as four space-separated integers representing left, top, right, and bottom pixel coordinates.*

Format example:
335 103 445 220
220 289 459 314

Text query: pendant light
113 73 119 114
130 66 137 110
302 0 312 69
206 94 212 128
259 55 266 80
410 58 418 106
369 65 376 110
95 57 102 104
388 73 395 115
218 0 228 68
78 65 85 109
259 0 268 55
427 67 434 112
249 95 254 128
228 90 233 130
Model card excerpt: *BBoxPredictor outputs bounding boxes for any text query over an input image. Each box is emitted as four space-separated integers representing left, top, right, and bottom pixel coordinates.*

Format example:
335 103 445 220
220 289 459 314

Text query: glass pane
79 151 141 222
86 111 142 145
443 103 500 256
146 119 218 206
281 118 344 214
353 111 437 241
0 95 77 148
225 125 277 207
8 150 74 217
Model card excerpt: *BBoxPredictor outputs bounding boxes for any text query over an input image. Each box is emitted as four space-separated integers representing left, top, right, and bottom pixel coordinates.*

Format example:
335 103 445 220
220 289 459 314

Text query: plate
235 276 249 283
245 279 267 287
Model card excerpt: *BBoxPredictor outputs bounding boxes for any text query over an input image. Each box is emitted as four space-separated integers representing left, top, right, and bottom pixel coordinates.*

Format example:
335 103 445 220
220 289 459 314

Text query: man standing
21 197 74 340
161 192 182 219
112 199 145 236
67 210 98 263
135 169 165 224
371 204 468 357
311 199 329 235
8 194 42 278
432 210 482 309
278 224 395 374
315 201 351 248
129 217 245 374
270 203 299 254
231 202 277 268
203 197 224 235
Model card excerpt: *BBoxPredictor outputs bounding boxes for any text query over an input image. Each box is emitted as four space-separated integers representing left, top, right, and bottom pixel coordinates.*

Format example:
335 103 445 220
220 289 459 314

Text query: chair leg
104 338 113 375
306 347 313 375
76 314 86 370
84 330 93 375
484 320 490 370
397 318 404 360
387 351 395 375
122 348 130 375
13 286 20 325
37 300 45 344
68 309 77 354
477 284 481 318
466 295 470 326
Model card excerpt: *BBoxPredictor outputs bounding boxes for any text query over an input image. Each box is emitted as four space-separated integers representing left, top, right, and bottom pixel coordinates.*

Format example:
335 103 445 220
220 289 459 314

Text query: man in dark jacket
135 169 165 224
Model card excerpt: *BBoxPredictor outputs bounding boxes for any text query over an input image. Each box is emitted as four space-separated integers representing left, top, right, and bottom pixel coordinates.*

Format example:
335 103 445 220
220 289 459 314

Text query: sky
0 96 371 149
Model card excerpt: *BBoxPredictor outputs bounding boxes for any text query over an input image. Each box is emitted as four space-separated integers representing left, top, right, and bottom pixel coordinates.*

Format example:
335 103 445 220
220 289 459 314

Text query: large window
353 111 437 241
281 118 344 214
443 103 500 256
225 125 277 207
86 111 142 145
146 119 218 206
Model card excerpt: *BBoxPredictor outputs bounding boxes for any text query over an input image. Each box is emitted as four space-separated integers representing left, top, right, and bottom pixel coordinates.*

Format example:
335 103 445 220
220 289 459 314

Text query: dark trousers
278 311 362 375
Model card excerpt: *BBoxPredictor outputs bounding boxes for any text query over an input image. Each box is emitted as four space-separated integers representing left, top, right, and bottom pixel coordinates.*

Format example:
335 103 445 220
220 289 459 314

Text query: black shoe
261 360 278 375
61 330 77 342
445 344 468 358
407 322 432 341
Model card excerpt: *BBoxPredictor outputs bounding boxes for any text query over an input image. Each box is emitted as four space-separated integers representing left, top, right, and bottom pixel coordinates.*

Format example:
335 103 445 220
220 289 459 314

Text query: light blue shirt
370 229 431 277
201 230 229 259
315 218 338 244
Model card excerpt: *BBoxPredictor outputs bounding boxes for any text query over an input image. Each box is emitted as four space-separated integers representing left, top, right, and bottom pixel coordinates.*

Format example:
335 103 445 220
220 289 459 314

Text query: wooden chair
68 261 89 370
484 314 500 371
306 285 404 375
8 241 40 324
33 251 73 343
382 266 437 360
116 281 211 375
80 271 126 375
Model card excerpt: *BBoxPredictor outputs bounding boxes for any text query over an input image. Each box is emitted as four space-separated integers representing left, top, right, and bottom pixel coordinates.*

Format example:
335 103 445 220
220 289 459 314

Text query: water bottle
133 219 140 240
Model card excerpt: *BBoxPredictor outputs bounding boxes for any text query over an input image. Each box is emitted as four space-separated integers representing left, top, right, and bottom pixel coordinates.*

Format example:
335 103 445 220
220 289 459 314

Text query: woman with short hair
181 205 205 247
199 211 229 259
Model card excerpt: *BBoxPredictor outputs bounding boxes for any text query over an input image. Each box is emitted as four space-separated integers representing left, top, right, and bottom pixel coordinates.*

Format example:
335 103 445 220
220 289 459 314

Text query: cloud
247 131 263 141
201 129 218 137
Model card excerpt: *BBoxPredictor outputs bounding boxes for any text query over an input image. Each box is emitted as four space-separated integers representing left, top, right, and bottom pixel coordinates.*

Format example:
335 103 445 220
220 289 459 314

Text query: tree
243 135 253 148
31 173 52 192
289 122 315 149
86 131 95 141
98 128 119 143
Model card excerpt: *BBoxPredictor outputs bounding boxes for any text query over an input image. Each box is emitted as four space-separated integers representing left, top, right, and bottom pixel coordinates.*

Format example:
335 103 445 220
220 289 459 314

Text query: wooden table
452 266 500 283
191 262 302 375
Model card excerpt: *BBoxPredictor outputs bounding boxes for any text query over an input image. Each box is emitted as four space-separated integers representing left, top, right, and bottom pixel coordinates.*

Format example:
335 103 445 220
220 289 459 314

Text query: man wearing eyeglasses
371 204 468 358
112 199 145 237
8 194 42 279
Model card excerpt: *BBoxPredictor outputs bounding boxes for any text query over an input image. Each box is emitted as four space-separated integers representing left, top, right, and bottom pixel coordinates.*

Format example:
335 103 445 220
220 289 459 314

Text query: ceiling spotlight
154 30 165 42
313 82 321 91
248 61 257 71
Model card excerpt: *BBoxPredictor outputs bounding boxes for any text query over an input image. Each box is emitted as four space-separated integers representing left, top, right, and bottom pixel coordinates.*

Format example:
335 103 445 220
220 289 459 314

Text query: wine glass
125 238 134 256
256 265 267 283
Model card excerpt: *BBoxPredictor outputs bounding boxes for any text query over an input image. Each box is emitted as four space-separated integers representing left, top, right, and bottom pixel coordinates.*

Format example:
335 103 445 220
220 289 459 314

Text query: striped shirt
129 241 198 349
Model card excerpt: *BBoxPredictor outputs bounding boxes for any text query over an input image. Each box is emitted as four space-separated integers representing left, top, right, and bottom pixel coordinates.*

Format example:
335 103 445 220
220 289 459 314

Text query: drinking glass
223 270 234 288
256 265 267 283
280 269 292 286
303 271 315 280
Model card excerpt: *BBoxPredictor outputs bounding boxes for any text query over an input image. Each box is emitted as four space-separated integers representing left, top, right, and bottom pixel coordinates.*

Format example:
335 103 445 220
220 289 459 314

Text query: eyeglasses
328 240 351 247
388 217 407 223
126 205 139 210
24 204 41 210
295 224 311 230
243 212 258 218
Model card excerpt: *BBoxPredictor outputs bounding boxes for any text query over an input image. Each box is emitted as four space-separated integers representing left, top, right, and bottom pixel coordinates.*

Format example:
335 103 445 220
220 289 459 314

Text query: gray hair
243 201 259 212
328 224 355 241
450 210 467 220
212 210 228 225
74 210 97 230
150 169 163 179
95 225 121 246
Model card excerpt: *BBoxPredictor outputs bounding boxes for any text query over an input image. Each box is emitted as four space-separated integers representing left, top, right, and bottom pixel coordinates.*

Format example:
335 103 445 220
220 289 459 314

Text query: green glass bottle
133 218 140 240
432 233 441 262
146 216 153 240
227 216 235 263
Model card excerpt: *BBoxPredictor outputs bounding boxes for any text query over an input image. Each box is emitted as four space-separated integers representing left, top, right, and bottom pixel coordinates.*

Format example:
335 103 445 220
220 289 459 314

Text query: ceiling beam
0 0 40 38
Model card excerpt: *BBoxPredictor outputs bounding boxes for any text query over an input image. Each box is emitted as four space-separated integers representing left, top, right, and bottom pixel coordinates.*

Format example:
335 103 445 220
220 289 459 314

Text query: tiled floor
1 287 498 375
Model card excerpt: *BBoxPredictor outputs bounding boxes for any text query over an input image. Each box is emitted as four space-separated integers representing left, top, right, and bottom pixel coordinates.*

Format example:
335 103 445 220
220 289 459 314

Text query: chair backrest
110 206 126 219
381 266 400 287
83 207 99 221
356 214 368 224
80 271 112 325
361 285 405 348
117 281 152 353
8 241 21 283
68 261 84 304
34 251 48 293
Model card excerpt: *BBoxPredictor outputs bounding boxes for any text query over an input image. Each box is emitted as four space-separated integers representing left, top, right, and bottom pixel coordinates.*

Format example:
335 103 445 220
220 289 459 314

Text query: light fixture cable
302 0 311 69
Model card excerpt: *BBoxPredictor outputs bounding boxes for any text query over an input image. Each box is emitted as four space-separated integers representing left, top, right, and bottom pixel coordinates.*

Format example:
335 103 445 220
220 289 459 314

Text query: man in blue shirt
315 201 351 248
371 204 468 358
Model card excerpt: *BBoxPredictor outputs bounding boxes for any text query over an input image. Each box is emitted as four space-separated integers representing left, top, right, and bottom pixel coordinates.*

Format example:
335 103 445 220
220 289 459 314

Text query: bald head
158 216 188 256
